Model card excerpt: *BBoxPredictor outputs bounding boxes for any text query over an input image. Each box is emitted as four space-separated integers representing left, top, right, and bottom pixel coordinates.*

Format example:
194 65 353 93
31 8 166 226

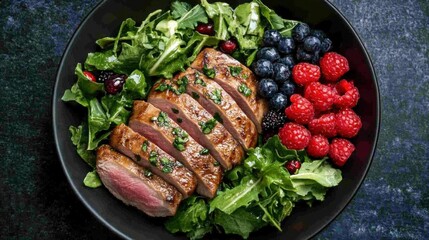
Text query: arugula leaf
165 196 212 239
69 124 96 168
201 0 234 39
61 82 88 107
75 63 104 98
87 99 111 150
83 170 102 188
96 18 137 50
176 4 208 29
85 50 134 74
213 208 264 239
171 1 192 19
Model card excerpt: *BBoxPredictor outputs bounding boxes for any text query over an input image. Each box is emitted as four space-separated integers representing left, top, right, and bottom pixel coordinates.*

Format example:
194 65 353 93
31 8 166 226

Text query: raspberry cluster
277 52 362 167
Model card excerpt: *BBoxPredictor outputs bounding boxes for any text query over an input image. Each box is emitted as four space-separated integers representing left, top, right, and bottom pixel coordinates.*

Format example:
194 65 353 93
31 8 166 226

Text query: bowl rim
52 0 381 239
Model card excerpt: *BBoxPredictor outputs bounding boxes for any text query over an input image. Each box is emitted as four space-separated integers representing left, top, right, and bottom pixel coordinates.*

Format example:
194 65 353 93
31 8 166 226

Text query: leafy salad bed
62 0 343 239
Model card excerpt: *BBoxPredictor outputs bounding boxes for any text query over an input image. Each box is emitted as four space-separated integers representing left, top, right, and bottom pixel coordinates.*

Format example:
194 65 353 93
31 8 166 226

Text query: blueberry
292 23 311 42
296 47 313 62
320 38 333 53
269 93 288 110
278 37 295 55
273 63 291 84
303 36 321 52
311 51 320 65
279 81 296 97
263 29 281 47
311 29 326 41
258 78 278 99
277 55 295 70
104 74 127 94
257 47 280 62
253 59 274 78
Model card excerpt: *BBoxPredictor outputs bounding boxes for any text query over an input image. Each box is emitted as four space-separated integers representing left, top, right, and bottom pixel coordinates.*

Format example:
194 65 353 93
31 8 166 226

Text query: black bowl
52 0 380 239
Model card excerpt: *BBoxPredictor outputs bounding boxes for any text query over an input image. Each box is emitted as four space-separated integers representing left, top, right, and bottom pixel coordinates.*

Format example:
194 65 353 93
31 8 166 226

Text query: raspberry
329 138 355 167
304 82 337 112
320 52 350 82
308 113 337 138
306 135 330 158
279 122 311 150
334 80 360 109
292 63 321 86
335 108 362 138
285 94 315 125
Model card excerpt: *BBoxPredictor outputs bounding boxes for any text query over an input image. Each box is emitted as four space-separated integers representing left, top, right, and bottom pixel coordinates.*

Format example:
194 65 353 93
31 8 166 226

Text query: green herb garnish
199 118 217 134
156 112 170 127
229 66 242 77
160 157 174 173
191 92 200 100
213 112 223 124
141 140 149 152
203 64 216 78
149 150 158 166
238 83 252 97
155 82 170 92
176 76 189 94
172 127 189 151
199 148 210 155
144 169 153 177
208 89 222 105
194 78 207 87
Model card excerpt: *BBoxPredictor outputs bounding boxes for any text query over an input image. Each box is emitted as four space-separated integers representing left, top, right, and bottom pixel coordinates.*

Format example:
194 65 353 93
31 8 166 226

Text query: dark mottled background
0 0 428 239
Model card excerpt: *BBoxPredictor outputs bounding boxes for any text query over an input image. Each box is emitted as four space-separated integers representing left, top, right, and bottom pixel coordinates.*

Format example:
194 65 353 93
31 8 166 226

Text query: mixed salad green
62 0 342 239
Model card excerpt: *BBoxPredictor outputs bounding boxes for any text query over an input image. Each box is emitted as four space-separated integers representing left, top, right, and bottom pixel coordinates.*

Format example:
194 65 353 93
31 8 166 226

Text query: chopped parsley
160 157 174 173
155 82 169 91
191 92 200 100
144 169 153 177
229 66 242 77
141 140 149 152
203 64 215 78
194 78 207 87
208 89 222 105
238 83 252 97
199 118 217 134
171 108 179 114
149 151 158 166
213 112 223 124
199 148 210 155
156 112 170 127
242 73 249 79
176 76 188 94
172 128 189 151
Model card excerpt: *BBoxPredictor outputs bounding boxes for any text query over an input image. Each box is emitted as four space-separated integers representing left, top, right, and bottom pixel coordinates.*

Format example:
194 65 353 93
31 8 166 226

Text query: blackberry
97 70 115 83
262 110 288 133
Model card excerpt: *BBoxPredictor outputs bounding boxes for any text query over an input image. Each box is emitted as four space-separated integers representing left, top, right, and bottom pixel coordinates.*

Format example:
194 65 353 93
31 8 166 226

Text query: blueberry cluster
252 24 332 112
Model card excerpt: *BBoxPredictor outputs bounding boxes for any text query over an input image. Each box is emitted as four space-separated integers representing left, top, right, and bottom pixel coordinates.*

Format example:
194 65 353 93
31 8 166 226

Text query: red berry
308 113 337 138
219 39 238 54
104 74 127 95
292 63 321 86
285 160 301 174
329 138 355 167
306 135 330 158
304 82 337 112
334 80 360 109
279 122 311 150
335 108 362 138
285 94 315 125
320 52 350 82
196 23 215 36
83 71 96 82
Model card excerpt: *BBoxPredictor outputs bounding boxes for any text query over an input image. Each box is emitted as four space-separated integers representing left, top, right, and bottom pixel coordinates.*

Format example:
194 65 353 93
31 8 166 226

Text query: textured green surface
0 0 428 239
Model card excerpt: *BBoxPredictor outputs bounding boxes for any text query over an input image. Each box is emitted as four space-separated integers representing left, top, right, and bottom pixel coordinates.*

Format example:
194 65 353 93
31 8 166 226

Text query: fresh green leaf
213 208 265 239
171 1 192 19
176 4 208 30
165 196 212 239
69 125 96 168
87 98 111 150
254 0 285 29
83 170 102 188
201 0 234 39
61 83 88 107
75 63 104 98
